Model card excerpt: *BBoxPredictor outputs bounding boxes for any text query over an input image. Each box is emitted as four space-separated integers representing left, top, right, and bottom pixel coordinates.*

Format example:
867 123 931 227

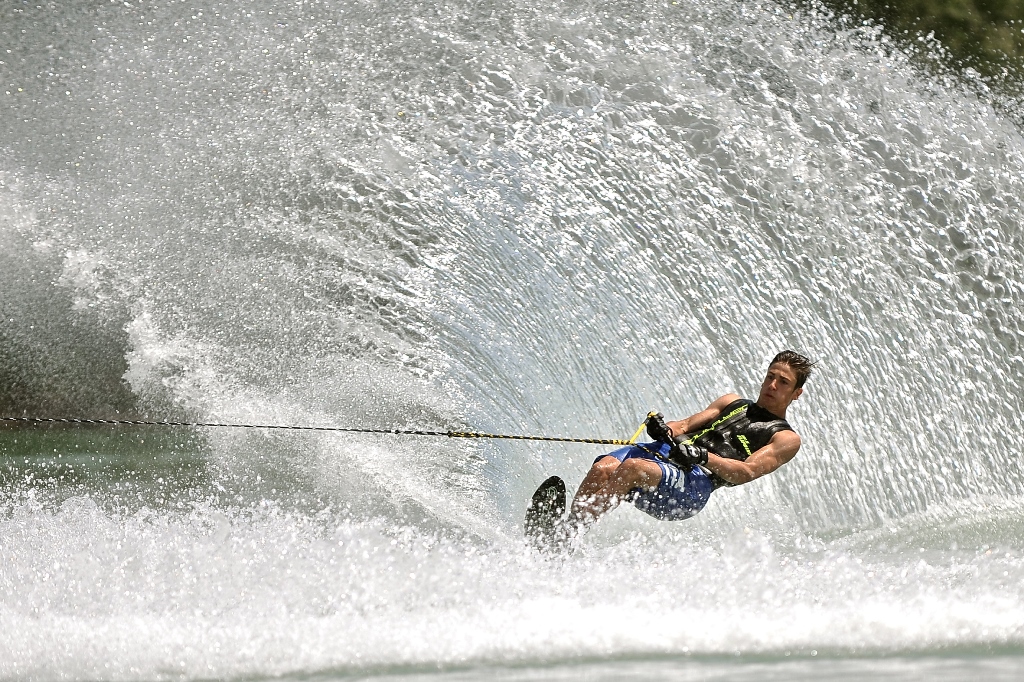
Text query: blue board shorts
596 442 714 521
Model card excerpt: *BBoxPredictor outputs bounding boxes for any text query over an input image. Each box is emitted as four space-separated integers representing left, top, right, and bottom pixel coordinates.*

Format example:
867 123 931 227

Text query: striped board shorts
596 442 714 520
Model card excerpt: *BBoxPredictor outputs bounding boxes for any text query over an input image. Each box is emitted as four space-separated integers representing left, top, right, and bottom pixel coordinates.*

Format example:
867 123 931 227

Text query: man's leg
567 456 663 534
572 455 621 505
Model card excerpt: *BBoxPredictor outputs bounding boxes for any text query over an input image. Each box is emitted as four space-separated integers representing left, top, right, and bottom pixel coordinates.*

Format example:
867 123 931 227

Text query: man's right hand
647 411 708 468
645 412 674 443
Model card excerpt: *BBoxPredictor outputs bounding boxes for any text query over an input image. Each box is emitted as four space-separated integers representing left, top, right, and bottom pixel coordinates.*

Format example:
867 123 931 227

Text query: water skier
526 351 814 546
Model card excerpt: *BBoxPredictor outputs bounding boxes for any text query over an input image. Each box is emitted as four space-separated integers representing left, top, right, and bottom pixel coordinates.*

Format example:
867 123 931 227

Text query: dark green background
812 0 1024 87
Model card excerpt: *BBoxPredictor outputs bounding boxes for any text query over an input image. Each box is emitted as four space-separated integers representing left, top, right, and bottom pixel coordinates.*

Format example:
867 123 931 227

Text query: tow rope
0 414 655 447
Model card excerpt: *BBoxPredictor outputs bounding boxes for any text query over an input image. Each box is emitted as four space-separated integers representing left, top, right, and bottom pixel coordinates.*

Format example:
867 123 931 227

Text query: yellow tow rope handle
627 411 658 444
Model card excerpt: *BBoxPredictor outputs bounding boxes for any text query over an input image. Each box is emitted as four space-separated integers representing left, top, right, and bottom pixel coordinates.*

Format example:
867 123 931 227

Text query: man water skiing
528 351 814 546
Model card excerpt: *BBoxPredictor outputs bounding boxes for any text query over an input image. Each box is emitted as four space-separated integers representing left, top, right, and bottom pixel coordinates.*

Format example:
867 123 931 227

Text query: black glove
645 412 674 443
668 442 709 468
647 412 708 467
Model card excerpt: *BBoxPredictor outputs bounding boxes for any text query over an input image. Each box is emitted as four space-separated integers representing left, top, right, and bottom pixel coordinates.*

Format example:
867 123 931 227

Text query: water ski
524 475 567 551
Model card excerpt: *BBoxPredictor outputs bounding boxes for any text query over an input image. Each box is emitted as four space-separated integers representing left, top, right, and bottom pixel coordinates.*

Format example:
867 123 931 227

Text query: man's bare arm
665 393 741 439
702 430 801 485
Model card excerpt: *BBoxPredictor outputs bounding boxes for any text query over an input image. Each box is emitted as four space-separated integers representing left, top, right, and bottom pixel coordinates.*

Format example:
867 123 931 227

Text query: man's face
758 362 803 409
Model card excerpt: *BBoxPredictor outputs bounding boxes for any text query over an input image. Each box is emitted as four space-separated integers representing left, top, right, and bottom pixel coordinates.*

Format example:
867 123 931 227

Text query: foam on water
2 493 1024 679
2 0 1024 678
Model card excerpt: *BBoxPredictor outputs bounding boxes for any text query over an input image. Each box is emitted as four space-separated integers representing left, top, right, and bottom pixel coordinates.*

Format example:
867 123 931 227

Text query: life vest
684 398 793 488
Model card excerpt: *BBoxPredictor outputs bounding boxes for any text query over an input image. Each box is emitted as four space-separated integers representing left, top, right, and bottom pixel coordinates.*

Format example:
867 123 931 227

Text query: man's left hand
669 442 708 468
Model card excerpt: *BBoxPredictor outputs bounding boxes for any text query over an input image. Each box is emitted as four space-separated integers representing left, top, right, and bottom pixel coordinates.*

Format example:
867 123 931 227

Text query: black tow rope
0 415 653 447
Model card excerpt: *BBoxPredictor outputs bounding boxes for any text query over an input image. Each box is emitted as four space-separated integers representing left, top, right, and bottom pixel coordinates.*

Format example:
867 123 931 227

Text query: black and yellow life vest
684 398 793 488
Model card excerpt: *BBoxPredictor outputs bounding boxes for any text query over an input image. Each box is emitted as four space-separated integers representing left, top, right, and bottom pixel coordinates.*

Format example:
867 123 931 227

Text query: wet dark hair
770 350 816 389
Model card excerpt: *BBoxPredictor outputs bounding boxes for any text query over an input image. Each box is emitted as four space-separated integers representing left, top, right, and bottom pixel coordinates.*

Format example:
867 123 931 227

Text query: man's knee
583 455 616 478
